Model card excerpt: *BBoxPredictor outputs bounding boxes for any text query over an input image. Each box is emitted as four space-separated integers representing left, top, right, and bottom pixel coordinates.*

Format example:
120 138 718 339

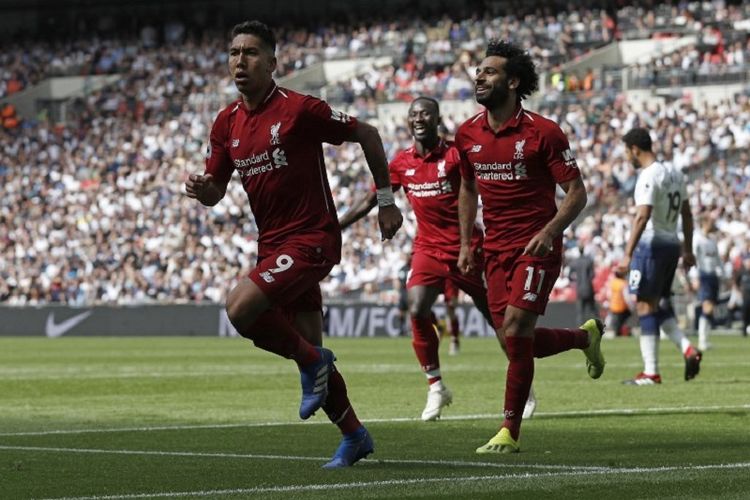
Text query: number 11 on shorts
524 266 546 294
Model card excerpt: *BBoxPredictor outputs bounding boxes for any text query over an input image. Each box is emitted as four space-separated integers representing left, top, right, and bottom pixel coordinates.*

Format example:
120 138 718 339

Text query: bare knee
408 288 435 318
501 308 536 338
409 299 431 318
502 316 524 338
702 301 714 315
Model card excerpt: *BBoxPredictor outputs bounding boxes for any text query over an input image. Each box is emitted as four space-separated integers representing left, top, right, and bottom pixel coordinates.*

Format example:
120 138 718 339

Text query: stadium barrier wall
0 302 582 337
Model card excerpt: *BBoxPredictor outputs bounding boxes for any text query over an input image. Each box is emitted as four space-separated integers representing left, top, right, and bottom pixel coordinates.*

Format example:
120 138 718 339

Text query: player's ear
508 76 520 90
268 55 277 75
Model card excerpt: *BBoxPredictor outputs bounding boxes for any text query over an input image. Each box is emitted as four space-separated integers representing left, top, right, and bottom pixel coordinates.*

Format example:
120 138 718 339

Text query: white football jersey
693 231 722 276
633 161 688 243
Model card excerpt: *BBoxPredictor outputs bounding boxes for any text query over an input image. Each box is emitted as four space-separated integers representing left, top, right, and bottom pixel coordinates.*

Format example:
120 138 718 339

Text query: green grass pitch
1 334 749 499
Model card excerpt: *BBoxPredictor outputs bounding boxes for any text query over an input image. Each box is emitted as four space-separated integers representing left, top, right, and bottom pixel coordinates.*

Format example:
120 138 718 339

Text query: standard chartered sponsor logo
234 148 288 178
514 163 527 179
473 161 528 181
272 148 287 166
234 150 270 168
406 180 451 197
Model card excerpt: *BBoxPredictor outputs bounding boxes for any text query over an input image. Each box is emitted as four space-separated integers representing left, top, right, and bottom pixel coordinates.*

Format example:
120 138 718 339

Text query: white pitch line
2 403 748 437
35 462 750 500
6 359 742 380
0 445 603 471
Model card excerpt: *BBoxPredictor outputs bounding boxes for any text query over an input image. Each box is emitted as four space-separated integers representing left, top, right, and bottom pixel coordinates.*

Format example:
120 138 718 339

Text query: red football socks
246 310 321 365
411 316 440 372
502 336 534 440
533 327 589 358
323 368 362 435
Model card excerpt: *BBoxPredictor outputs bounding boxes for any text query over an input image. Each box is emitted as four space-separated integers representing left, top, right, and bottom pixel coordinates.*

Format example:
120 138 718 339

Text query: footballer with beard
455 39 606 454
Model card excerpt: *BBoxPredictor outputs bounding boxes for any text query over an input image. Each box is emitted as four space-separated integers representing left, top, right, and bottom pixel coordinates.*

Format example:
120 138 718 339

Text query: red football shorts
407 249 486 299
484 247 561 326
249 242 334 312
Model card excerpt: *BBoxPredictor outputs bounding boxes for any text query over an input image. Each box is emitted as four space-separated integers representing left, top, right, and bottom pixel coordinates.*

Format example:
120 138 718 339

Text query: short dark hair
411 96 440 114
230 20 276 53
485 39 539 101
623 128 652 152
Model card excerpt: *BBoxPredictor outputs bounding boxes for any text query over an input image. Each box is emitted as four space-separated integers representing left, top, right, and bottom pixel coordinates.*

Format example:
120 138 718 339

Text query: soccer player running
456 40 605 454
441 281 462 356
617 128 701 385
340 97 537 421
184 20 402 468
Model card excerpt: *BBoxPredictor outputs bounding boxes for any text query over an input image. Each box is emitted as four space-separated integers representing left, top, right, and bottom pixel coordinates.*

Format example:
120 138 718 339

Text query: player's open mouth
413 125 426 132
234 72 249 82
476 86 489 94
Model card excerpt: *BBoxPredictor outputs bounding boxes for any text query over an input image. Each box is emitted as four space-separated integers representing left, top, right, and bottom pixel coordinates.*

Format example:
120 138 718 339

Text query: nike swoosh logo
45 311 93 338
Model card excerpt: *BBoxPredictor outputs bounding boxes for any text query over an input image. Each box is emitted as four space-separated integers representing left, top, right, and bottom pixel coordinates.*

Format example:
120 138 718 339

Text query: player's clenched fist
185 173 214 198
378 204 403 241
457 244 475 275
184 173 224 206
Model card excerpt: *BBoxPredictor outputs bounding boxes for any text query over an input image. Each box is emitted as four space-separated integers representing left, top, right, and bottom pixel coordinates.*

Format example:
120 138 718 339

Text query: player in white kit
692 216 722 351
616 128 702 385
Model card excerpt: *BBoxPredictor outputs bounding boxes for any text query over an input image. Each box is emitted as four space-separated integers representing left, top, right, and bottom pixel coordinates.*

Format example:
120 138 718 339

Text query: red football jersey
389 140 482 260
205 83 357 261
456 106 580 252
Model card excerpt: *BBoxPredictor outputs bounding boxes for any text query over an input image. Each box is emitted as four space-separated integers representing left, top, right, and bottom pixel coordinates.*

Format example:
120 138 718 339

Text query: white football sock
640 334 659 375
660 317 691 354
698 315 710 347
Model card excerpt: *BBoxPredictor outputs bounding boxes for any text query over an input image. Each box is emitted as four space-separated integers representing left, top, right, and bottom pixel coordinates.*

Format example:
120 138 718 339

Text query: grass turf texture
1 334 749 499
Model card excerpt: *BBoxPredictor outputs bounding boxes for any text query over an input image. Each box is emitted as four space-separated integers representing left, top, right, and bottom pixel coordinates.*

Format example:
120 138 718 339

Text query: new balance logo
405 169 415 176
232 138 240 148
260 271 275 283
522 292 538 302
470 144 482 153
331 109 351 123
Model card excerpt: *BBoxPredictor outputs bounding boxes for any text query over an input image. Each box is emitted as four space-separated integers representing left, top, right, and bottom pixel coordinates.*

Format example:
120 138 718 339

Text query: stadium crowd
2 85 748 307
4 1 748 104
1 3 749 313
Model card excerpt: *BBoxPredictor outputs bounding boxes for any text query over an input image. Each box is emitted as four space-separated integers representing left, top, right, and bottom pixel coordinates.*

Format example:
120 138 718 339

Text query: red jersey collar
410 138 447 159
238 81 278 113
482 105 524 134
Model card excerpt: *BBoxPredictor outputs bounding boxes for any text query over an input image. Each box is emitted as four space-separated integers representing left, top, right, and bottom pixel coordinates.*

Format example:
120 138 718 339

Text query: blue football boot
323 426 374 469
299 347 335 420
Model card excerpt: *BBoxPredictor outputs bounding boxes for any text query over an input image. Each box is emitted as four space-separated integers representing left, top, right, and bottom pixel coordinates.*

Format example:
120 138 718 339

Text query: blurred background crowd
1 0 748 334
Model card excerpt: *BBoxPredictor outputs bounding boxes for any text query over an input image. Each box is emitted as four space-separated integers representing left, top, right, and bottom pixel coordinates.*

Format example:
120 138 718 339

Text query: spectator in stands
570 244 599 326
606 268 632 336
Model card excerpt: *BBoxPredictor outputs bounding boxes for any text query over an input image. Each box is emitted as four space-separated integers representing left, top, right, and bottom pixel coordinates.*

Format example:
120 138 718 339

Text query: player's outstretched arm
184 173 228 207
458 177 478 274
525 176 587 257
339 191 377 230
351 121 403 240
